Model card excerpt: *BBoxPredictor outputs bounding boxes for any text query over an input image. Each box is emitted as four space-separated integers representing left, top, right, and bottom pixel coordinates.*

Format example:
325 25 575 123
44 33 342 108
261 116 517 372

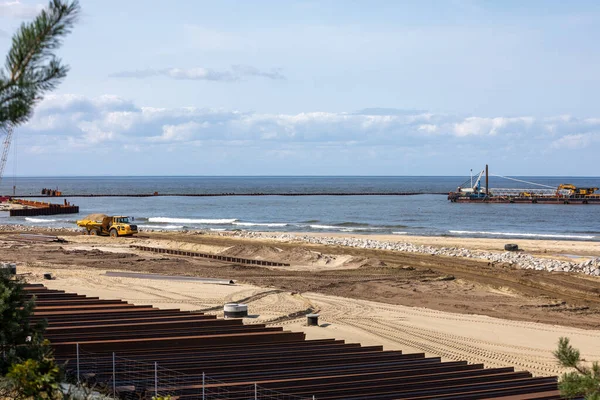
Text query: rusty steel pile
9 199 79 217
25 284 565 399
131 245 290 267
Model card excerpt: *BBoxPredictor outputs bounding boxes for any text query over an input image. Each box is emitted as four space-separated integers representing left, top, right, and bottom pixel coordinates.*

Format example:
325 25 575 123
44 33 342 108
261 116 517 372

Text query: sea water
0 176 598 241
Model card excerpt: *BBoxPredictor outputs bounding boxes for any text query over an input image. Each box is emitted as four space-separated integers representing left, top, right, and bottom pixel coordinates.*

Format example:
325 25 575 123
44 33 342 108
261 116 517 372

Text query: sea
0 176 599 241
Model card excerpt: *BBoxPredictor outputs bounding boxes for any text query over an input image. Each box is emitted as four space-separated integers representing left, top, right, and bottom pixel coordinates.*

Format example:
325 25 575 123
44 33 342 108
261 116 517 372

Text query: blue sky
1 0 600 176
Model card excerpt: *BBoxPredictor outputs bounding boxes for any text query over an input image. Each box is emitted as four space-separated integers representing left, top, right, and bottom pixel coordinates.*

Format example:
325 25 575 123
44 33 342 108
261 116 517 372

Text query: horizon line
0 174 599 179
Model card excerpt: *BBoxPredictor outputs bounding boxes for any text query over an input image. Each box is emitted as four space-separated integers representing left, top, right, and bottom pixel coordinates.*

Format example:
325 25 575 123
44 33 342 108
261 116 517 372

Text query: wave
392 231 408 235
232 222 288 227
25 217 57 223
210 228 226 231
309 224 384 232
302 220 320 223
148 217 237 224
310 224 344 230
340 227 385 232
138 224 184 230
335 222 371 227
449 230 595 240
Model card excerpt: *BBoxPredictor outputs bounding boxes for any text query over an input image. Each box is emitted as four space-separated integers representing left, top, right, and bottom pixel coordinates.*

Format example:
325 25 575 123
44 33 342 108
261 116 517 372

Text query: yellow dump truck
76 214 138 237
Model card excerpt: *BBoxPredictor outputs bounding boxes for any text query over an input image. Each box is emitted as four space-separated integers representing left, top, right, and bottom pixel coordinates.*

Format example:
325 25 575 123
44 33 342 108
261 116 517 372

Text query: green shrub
554 337 600 399
7 355 62 400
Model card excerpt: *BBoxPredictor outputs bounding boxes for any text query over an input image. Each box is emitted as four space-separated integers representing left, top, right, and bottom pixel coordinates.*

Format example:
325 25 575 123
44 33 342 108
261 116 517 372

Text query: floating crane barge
448 165 600 204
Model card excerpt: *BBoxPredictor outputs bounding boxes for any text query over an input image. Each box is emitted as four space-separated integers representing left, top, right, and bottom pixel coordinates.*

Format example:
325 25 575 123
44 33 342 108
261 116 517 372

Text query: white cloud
550 133 600 150
418 124 438 133
110 65 285 81
150 121 203 142
0 1 43 18
453 117 533 137
16 94 600 169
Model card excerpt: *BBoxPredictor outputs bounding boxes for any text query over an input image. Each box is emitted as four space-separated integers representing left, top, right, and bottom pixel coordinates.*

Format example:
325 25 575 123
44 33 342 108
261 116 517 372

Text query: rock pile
0 224 78 233
228 231 600 277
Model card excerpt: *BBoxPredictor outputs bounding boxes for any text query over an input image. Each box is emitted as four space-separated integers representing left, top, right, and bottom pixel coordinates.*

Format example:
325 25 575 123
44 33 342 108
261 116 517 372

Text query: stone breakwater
228 231 600 277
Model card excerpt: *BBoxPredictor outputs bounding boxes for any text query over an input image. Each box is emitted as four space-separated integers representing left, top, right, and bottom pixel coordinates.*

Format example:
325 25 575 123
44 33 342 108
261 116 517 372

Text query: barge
448 165 600 204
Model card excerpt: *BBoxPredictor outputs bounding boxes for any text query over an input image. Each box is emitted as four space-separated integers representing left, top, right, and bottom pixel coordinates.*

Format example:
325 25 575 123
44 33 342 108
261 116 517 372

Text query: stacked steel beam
23 284 566 400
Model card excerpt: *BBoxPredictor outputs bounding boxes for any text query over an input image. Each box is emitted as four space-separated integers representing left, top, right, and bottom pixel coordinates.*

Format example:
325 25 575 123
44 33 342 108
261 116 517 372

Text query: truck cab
103 216 138 237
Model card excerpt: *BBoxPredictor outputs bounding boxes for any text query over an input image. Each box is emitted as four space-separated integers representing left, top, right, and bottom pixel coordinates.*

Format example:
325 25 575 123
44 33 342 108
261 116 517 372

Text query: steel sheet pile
24 284 565 400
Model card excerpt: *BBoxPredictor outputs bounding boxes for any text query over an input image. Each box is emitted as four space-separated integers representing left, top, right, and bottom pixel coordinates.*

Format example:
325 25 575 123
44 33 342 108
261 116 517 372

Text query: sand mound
82 213 108 222
345 257 388 269
279 248 336 264
218 244 387 270
220 245 341 265
219 245 284 260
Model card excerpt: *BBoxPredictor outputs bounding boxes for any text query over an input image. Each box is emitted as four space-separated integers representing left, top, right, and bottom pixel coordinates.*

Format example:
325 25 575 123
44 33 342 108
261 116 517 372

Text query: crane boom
0 125 14 188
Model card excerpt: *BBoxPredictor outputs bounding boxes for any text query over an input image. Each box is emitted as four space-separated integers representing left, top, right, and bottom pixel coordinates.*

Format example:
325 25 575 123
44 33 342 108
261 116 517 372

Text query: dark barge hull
450 196 600 204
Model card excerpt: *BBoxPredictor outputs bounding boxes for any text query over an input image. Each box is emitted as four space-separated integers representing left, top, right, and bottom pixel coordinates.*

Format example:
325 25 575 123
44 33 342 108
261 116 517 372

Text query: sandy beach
3 227 600 378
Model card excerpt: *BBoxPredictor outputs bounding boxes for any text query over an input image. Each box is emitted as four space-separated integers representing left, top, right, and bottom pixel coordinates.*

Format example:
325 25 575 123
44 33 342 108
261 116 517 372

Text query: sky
1 0 600 176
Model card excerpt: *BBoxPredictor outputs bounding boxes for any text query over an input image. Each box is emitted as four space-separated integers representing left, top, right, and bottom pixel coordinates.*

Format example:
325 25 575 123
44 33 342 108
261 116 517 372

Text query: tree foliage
6 348 62 400
0 0 80 130
554 337 600 399
0 268 49 374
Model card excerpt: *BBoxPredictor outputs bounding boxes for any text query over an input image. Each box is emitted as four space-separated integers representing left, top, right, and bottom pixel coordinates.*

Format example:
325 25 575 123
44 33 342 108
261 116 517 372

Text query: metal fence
66 345 315 400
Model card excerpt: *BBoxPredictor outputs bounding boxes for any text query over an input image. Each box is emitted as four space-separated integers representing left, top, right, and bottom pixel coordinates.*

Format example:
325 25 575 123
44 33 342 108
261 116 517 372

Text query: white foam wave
392 231 408 235
138 224 184 230
149 217 236 224
309 224 383 232
210 228 226 231
310 224 341 230
449 230 595 240
233 222 288 227
341 227 385 232
25 217 57 223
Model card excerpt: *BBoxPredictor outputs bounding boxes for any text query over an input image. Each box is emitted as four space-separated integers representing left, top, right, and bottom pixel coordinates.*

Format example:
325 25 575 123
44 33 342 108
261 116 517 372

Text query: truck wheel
110 229 118 238
89 229 99 236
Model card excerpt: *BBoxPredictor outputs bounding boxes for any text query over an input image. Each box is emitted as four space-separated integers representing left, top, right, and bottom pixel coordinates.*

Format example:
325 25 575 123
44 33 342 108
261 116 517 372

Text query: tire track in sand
303 292 586 377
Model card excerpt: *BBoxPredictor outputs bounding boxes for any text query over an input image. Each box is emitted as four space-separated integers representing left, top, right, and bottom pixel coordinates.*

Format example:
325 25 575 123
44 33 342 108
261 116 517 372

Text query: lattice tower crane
0 124 14 188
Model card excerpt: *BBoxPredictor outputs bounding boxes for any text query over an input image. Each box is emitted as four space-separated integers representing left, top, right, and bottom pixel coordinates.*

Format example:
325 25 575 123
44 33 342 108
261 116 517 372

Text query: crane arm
473 170 485 191
0 125 14 187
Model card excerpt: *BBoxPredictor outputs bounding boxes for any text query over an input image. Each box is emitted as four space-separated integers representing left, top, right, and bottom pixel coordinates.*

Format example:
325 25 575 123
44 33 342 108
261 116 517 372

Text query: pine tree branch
0 0 79 128
9 1 78 83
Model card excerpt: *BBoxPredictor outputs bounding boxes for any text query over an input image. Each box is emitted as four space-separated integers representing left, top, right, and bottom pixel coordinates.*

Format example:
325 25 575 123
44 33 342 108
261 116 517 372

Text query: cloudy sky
1 0 600 176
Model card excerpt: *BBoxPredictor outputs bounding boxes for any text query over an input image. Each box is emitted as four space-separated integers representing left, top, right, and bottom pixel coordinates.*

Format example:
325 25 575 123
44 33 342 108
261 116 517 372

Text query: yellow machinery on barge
448 165 600 204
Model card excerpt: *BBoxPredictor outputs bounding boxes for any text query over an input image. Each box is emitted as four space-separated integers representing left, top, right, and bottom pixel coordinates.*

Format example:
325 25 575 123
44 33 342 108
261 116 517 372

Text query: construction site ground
2 228 600 377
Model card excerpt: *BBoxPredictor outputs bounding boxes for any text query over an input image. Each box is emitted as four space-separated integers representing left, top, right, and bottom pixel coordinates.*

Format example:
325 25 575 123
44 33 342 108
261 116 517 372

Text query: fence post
76 343 80 383
112 352 116 398
254 382 257 400
202 372 205 400
154 362 158 397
